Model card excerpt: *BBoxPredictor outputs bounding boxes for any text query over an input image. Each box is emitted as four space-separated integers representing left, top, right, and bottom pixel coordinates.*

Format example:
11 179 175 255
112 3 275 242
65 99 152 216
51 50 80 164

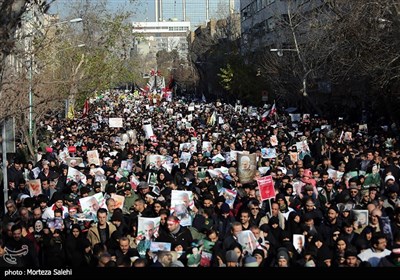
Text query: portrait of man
238 154 257 184
138 217 161 240
88 196 100 214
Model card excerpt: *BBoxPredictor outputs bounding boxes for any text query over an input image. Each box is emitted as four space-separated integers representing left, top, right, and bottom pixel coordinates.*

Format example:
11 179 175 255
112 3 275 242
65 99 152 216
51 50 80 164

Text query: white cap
385 175 395 183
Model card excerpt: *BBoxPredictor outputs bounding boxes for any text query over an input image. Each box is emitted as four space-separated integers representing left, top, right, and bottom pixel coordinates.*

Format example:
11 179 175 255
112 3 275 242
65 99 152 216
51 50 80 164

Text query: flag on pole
268 102 276 118
261 110 270 122
82 99 89 117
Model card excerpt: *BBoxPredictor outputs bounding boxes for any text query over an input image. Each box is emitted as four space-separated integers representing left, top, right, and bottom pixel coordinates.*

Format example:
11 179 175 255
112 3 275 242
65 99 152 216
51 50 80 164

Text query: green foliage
218 63 233 91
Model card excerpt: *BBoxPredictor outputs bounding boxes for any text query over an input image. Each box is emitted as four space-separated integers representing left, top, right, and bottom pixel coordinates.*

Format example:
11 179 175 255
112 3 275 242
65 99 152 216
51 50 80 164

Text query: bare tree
258 0 400 115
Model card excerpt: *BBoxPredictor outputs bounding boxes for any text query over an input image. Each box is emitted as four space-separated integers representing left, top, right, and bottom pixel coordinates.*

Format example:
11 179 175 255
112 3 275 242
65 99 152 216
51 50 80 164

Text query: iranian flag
261 102 276 121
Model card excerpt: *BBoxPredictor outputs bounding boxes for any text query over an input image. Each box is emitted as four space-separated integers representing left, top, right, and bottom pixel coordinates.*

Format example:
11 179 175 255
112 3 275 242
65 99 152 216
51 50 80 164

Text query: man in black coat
156 215 193 251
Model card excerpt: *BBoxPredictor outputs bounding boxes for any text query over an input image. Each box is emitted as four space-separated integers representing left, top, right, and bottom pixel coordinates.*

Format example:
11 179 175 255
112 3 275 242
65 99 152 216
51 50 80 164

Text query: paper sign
109 118 123 128
257 175 275 201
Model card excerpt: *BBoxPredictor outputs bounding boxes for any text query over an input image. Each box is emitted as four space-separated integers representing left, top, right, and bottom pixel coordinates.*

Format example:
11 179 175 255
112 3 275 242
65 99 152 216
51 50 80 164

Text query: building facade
240 0 325 54
131 21 191 65
155 0 239 30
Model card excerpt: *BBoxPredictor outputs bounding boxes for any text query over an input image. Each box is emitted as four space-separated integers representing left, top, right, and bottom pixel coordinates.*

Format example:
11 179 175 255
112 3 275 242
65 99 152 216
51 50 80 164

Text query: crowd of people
1 90 400 268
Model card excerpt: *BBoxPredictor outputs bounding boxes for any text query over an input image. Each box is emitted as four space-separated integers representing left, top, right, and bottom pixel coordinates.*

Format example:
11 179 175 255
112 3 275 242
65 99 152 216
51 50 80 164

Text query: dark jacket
156 225 193 251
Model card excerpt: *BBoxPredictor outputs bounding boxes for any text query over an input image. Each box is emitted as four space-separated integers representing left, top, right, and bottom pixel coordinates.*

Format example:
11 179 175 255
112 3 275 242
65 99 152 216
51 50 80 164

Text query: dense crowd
1 90 400 268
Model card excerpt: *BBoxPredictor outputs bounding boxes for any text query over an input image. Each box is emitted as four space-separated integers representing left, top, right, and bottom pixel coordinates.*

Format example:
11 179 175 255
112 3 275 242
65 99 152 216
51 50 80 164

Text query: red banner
257 175 275 201
68 146 76 154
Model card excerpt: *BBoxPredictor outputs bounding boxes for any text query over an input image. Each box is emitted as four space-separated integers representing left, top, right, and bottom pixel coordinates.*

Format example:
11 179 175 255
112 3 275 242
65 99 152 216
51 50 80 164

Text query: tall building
131 21 190 67
155 0 239 30
240 0 325 54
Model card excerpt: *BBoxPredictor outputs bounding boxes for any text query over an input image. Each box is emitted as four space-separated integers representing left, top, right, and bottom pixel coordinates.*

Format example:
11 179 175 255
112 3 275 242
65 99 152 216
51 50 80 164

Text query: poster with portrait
143 124 154 139
219 188 237 209
197 166 208 181
137 217 161 241
87 150 100 166
359 124 368 134
170 190 194 227
79 192 107 220
47 217 63 230
66 157 83 168
147 172 158 187
121 159 133 172
150 242 171 252
66 167 87 185
261 148 277 159
179 152 192 167
111 193 125 210
146 154 166 170
130 173 140 191
202 141 213 154
257 175 275 201
296 140 311 160
237 230 259 254
109 117 123 128
171 190 194 210
344 131 353 142
302 114 311 123
238 153 257 184
293 234 305 253
352 209 368 230
179 142 191 151
270 135 278 146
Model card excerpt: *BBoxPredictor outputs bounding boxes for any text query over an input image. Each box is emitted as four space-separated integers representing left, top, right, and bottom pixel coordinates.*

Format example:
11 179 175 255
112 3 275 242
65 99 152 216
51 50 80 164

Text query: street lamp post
28 17 83 140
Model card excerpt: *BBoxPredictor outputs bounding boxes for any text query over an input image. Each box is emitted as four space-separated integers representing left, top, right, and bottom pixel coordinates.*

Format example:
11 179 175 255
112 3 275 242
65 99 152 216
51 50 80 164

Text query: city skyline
49 0 239 27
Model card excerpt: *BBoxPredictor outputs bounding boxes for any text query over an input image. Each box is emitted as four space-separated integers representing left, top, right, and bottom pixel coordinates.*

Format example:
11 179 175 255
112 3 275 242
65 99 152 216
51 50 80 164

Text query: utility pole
2 120 7 214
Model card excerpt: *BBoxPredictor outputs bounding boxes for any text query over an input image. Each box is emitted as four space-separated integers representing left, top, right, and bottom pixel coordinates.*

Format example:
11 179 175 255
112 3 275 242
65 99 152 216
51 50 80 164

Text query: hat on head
276 247 289 262
252 249 265 259
220 203 230 214
124 185 132 191
243 256 258 267
17 194 30 201
385 175 395 183
225 250 239 263
348 185 358 192
94 181 101 188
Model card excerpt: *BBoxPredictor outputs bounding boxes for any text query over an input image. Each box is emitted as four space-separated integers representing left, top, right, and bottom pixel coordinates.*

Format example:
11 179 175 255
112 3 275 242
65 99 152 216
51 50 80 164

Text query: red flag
82 99 89 117
268 102 276 118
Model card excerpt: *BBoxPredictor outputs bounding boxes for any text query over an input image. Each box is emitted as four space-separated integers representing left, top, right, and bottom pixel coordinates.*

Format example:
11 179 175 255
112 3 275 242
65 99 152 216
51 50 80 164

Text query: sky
49 0 155 21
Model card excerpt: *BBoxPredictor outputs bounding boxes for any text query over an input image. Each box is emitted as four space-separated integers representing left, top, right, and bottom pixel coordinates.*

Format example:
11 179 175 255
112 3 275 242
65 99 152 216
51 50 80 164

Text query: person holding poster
238 154 257 184
156 216 193 251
